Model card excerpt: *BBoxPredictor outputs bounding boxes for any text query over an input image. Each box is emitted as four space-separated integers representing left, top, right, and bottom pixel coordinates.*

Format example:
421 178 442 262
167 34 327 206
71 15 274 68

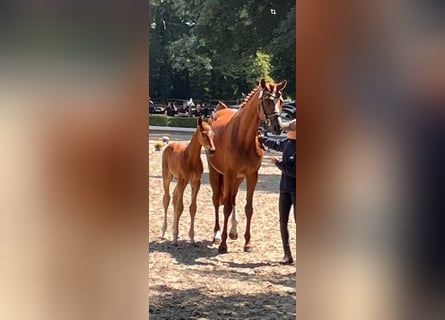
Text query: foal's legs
244 172 259 252
209 167 223 244
161 172 173 240
172 178 187 245
189 179 201 244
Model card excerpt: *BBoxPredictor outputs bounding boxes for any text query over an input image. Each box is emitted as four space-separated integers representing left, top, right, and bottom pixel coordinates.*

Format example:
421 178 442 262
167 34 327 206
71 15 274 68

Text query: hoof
218 244 228 253
213 238 221 245
280 255 294 265
229 231 238 240
244 246 253 253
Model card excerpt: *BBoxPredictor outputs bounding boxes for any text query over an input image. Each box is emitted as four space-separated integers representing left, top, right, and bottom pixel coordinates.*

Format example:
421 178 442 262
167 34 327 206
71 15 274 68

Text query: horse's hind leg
189 179 201 244
209 167 222 244
229 178 243 240
172 179 187 245
161 172 173 240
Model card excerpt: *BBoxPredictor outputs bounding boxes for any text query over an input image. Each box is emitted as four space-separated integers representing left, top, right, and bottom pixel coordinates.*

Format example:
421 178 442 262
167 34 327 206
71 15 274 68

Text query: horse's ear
219 101 228 108
197 116 203 129
260 78 267 89
277 80 287 91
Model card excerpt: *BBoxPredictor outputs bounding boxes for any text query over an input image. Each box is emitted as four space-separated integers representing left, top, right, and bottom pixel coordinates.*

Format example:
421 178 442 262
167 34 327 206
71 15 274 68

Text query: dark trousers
279 191 296 249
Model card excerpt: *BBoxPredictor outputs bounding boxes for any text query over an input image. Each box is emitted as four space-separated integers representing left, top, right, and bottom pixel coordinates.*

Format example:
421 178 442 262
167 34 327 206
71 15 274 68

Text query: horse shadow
193 260 296 289
149 287 296 319
149 239 219 265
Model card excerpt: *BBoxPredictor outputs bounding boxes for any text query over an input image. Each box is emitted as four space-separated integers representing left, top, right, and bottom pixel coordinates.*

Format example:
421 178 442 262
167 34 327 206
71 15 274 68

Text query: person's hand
257 133 264 143
271 157 279 164
257 129 266 150
257 128 264 140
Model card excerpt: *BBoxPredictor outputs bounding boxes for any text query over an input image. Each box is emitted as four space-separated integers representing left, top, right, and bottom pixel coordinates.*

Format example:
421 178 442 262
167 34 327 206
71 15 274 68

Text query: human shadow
267 271 296 289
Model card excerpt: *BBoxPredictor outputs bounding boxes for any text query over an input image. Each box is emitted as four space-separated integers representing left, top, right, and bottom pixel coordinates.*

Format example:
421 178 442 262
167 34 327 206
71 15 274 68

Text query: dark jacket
261 137 296 193
165 106 176 116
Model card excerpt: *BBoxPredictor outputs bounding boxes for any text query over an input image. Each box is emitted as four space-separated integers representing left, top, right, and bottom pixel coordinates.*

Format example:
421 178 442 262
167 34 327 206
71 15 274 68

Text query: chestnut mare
208 79 287 253
161 117 216 245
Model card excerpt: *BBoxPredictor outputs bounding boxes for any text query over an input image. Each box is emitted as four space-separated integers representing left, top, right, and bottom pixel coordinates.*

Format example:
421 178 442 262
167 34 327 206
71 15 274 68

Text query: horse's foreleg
219 174 236 253
213 207 221 244
161 174 172 240
172 179 187 245
244 172 259 252
229 178 243 240
189 179 201 244
219 199 232 253
229 204 238 240
209 169 222 244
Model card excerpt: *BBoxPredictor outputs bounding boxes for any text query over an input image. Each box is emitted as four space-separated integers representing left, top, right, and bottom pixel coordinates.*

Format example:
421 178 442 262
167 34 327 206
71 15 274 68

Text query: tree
268 4 296 99
149 0 295 100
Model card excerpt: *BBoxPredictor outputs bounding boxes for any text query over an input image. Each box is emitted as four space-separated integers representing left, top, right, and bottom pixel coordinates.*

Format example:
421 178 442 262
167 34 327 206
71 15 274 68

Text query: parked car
149 100 166 114
281 102 296 120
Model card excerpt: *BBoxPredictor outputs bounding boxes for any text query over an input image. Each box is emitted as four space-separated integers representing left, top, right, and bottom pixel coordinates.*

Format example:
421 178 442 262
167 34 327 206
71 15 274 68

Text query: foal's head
196 117 216 156
259 79 287 135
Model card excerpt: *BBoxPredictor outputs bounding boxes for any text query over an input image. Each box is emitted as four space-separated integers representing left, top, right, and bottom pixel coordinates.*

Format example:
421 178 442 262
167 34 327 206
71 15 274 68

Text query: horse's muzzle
207 149 216 156
269 116 282 135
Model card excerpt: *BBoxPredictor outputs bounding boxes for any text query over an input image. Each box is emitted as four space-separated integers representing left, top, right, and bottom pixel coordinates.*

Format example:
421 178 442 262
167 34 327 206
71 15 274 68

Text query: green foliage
253 51 273 83
149 115 203 128
149 115 169 126
268 4 296 98
167 116 199 128
149 0 295 100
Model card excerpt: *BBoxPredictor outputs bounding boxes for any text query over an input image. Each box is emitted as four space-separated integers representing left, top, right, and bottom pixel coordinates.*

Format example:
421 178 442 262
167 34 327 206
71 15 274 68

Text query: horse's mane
239 86 260 109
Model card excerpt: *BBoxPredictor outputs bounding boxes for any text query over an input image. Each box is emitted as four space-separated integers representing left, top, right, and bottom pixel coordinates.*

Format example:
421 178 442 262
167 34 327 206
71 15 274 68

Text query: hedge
149 115 210 128
149 115 169 126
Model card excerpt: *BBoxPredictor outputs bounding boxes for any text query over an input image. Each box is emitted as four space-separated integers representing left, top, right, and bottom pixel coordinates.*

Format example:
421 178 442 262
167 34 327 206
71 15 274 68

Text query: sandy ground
149 130 296 319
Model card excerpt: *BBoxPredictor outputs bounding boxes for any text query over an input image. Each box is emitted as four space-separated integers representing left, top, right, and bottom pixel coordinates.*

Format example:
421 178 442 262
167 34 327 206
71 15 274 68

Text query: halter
258 89 282 126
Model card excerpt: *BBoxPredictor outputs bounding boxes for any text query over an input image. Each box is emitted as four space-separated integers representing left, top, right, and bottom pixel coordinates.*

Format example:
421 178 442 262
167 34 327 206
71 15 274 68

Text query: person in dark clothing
164 102 177 116
191 103 204 118
259 119 296 264
177 101 189 116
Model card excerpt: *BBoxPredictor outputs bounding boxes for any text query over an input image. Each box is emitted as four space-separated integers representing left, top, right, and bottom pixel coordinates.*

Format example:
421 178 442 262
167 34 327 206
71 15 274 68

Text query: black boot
280 245 293 265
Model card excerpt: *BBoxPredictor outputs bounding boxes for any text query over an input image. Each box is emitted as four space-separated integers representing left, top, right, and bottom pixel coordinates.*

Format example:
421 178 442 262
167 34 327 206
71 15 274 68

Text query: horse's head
258 79 287 135
197 117 216 156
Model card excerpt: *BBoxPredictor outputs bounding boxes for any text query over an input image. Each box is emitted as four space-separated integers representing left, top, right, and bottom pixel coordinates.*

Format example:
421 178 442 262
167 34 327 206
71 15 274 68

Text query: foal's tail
161 145 173 180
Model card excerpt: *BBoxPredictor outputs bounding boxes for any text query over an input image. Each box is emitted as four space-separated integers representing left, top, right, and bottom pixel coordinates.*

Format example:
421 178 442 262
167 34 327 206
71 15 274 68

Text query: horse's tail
161 145 173 179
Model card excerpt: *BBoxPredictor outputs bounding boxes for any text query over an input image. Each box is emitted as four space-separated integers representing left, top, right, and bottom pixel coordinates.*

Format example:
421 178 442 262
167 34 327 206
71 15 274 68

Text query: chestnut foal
161 117 216 245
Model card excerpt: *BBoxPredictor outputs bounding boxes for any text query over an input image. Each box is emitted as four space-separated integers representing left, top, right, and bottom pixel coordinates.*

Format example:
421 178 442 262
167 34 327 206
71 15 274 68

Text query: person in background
164 101 177 116
201 102 208 117
177 101 189 116
191 103 204 118
187 98 195 108
259 119 296 264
